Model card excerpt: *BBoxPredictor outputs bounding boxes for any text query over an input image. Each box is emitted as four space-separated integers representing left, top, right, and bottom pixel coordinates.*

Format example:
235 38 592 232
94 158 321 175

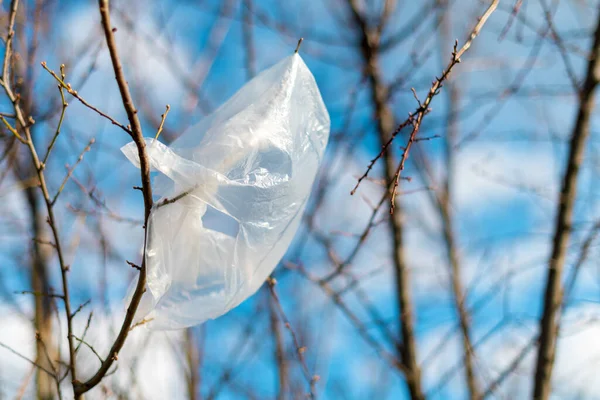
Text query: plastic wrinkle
121 54 330 330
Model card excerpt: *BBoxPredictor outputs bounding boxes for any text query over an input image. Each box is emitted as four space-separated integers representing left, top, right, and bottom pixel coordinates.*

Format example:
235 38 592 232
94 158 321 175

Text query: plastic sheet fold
121 54 330 330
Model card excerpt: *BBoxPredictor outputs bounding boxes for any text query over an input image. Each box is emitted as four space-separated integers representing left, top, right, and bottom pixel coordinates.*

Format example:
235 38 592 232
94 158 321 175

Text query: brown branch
267 277 318 399
268 291 289 399
153 104 170 140
0 0 79 389
126 260 141 271
40 62 132 135
533 8 600 398
426 9 480 399
0 114 27 143
70 299 91 319
350 117 414 196
128 318 153 332
73 0 154 396
72 335 104 364
456 17 552 148
294 37 304 53
43 65 68 165
407 14 500 213
17 290 64 300
352 1 499 207
156 185 199 209
346 0 424 397
184 328 200 400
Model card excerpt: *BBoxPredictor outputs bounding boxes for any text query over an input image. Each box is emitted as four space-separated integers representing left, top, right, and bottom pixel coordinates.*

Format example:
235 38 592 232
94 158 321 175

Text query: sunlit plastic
121 54 330 330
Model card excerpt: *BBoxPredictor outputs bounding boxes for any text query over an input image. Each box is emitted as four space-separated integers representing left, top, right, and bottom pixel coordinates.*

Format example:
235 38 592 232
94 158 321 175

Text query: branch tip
295 38 304 54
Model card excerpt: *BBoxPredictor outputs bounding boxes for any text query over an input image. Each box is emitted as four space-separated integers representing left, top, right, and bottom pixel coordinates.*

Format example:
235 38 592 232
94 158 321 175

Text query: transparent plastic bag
121 53 330 330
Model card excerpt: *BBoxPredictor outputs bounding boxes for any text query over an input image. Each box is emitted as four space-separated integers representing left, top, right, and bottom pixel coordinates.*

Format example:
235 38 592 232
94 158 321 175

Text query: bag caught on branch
121 53 330 330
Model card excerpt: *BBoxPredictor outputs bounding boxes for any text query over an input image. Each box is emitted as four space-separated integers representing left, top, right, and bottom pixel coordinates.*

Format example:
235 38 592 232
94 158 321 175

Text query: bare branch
153 104 171 140
533 8 600 398
73 0 154 396
40 62 132 135
0 341 55 378
267 277 318 399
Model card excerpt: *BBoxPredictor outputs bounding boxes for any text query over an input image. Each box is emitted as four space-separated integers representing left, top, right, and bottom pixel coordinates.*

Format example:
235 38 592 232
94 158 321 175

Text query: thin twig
0 114 27 144
289 263 408 375
267 277 318 399
128 318 153 332
156 185 199 208
350 116 414 196
387 0 499 212
43 65 69 165
350 0 500 213
75 312 94 354
51 138 95 205
0 341 55 377
40 62 132 135
295 37 304 53
126 260 141 271
154 104 170 140
72 335 104 363
17 290 65 299
71 299 91 319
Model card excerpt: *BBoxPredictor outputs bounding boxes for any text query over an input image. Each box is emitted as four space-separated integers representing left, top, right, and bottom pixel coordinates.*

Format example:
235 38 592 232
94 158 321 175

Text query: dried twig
154 104 171 140
0 341 55 377
72 335 104 364
351 0 500 214
41 62 132 135
51 138 95 205
73 0 154 396
156 185 199 208
267 277 318 399
0 0 79 388
43 65 69 165
17 290 64 299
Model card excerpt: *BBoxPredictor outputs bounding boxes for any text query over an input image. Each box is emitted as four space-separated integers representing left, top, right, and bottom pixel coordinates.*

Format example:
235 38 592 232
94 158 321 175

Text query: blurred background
1 0 600 399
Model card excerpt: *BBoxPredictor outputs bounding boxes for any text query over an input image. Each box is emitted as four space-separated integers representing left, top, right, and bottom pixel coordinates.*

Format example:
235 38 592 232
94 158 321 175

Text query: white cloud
61 4 195 109
454 143 557 210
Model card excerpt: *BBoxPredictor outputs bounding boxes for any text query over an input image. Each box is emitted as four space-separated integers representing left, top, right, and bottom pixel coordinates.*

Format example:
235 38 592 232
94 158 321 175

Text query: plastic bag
121 53 330 330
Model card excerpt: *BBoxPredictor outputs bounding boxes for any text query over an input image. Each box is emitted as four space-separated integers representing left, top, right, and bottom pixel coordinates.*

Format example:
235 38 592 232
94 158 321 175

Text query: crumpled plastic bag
121 53 330 330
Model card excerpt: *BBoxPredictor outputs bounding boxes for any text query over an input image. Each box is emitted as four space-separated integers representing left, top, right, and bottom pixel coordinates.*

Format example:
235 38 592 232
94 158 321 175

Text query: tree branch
533 6 600 399
0 0 78 390
73 0 154 396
